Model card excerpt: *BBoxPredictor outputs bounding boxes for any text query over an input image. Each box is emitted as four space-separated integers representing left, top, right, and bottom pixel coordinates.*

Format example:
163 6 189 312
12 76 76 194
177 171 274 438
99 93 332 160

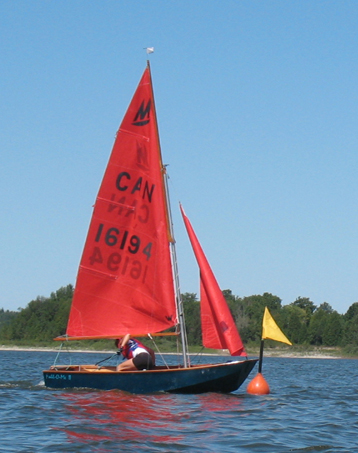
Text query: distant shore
251 349 343 359
0 345 353 359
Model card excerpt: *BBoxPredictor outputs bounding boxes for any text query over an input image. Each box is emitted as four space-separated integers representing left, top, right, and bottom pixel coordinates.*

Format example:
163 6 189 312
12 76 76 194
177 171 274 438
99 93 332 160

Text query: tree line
1 285 358 352
184 290 358 351
0 285 73 343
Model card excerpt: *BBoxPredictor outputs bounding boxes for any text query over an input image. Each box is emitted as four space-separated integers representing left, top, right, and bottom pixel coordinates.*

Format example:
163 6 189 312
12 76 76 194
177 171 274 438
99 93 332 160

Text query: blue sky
1 1 357 314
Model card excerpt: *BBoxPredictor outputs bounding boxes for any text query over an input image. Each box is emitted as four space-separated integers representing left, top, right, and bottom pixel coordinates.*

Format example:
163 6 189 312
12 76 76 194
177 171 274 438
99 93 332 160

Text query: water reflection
198 392 245 413
54 389 254 449
57 391 187 446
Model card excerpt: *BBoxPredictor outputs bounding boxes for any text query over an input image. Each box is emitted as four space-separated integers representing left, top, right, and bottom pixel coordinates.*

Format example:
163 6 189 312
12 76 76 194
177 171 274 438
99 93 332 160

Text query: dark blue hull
43 359 258 394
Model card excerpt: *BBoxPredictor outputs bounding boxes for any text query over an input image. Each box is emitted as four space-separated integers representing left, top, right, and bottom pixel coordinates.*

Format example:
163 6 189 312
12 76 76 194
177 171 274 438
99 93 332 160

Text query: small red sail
180 205 246 357
66 65 177 338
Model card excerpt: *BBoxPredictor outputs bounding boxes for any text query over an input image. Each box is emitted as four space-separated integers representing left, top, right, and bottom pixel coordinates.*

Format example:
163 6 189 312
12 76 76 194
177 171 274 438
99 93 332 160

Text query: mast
163 170 190 368
148 61 189 367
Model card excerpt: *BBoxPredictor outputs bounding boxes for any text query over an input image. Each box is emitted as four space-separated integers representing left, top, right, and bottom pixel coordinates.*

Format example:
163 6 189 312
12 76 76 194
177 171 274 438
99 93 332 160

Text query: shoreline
0 345 352 359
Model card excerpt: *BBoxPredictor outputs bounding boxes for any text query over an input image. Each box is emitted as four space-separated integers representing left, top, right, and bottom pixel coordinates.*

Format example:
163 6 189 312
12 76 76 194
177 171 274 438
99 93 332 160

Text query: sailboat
43 63 257 393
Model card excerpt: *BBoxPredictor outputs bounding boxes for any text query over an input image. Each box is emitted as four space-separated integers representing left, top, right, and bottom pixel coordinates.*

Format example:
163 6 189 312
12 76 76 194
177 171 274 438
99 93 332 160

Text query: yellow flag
262 307 292 345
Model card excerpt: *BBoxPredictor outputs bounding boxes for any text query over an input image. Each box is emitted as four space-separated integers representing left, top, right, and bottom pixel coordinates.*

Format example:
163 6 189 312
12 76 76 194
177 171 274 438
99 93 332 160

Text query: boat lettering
116 172 155 203
94 224 152 260
46 374 68 380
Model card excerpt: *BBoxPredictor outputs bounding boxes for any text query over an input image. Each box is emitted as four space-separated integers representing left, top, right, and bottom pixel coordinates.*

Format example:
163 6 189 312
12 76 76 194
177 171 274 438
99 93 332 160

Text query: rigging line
148 333 170 369
52 342 73 369
164 166 181 207
95 352 119 367
52 342 64 368
189 347 206 364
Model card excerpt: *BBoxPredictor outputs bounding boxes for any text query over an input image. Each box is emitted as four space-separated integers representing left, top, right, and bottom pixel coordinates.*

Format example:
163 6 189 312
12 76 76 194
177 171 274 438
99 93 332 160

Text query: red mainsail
66 65 177 338
180 205 246 357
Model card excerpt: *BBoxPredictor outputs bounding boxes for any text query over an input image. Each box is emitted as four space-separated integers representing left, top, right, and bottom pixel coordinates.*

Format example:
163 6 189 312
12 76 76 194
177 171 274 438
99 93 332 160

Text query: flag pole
247 337 270 395
258 339 264 373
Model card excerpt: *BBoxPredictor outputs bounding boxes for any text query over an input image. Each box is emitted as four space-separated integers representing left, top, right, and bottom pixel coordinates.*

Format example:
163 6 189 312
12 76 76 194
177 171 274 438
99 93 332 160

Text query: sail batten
118 128 151 141
79 266 118 280
95 197 136 211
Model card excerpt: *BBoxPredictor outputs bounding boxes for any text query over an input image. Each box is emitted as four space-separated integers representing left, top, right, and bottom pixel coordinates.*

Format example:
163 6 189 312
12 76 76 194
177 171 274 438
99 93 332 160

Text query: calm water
0 350 357 452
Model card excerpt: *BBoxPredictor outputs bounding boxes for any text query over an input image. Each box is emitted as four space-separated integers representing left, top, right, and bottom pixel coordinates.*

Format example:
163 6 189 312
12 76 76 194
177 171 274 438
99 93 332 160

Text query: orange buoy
246 372 270 395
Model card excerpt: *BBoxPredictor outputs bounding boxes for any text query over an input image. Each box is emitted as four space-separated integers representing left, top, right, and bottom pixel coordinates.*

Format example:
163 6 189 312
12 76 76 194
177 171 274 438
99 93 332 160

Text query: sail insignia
132 100 151 126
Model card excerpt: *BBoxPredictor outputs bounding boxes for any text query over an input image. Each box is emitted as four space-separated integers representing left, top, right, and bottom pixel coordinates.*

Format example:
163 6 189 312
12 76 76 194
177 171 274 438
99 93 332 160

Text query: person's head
115 338 122 348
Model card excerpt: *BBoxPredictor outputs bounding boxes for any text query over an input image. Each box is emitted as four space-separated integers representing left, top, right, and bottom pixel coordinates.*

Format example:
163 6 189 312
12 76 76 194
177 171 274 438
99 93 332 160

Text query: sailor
115 334 155 371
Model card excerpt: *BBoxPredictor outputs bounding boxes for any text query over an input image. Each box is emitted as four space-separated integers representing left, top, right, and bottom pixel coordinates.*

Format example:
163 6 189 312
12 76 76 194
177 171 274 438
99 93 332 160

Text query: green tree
322 312 343 346
281 304 307 344
318 302 334 313
182 292 201 345
342 302 358 346
0 308 17 332
308 308 329 345
345 302 358 321
0 285 73 342
291 297 316 325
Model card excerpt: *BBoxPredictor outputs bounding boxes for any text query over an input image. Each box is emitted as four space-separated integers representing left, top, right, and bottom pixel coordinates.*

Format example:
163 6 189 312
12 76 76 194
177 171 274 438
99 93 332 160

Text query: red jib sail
66 64 177 338
180 205 246 357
